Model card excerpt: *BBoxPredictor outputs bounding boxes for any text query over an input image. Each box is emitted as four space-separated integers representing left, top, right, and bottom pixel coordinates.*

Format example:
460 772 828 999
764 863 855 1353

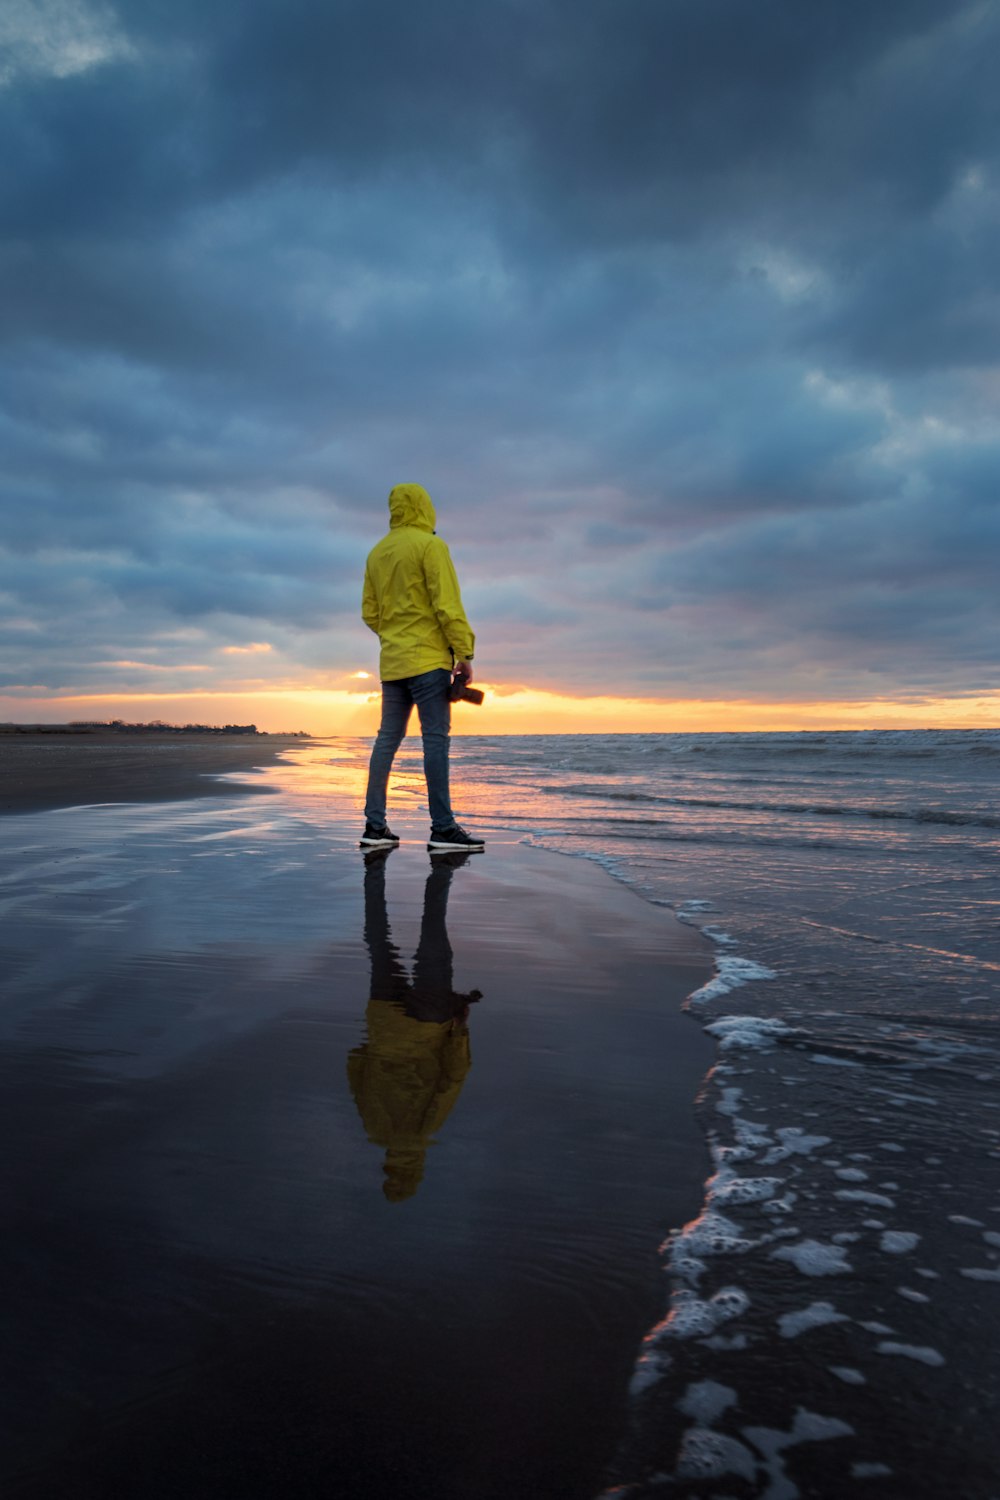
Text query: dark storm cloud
1 0 998 708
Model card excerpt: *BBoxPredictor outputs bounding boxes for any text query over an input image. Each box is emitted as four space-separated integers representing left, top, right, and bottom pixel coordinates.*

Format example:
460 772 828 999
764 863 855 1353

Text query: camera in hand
449 674 484 706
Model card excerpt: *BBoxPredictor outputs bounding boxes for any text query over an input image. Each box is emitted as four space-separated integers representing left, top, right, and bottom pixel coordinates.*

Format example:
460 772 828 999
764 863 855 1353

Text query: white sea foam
959 1267 1000 1281
829 1366 866 1384
672 1402 854 1493
778 1301 849 1338
761 1193 798 1217
740 1410 854 1495
771 1240 853 1276
704 1014 795 1050
704 1015 796 1054
733 1116 773 1150
703 1332 750 1350
660 1286 751 1341
709 1172 783 1207
688 957 779 1006
876 1342 945 1367
835 1189 896 1208
880 1231 920 1253
763 1127 832 1163
668 1208 758 1269
675 1428 757 1482
677 1380 737 1424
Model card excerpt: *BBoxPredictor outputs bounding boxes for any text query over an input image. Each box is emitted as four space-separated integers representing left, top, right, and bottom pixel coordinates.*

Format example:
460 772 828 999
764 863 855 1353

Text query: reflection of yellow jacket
362 483 475 681
347 999 472 1202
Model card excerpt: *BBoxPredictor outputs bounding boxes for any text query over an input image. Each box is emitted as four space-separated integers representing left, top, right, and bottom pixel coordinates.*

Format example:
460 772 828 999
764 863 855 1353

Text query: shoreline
0 732 309 815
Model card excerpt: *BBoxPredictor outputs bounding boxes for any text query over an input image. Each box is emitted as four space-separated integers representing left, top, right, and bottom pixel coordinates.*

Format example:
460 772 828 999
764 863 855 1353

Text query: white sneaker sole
427 839 485 852
359 836 399 848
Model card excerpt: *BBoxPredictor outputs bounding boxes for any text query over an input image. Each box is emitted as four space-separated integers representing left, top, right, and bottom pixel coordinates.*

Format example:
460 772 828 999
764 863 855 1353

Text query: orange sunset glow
4 687 998 737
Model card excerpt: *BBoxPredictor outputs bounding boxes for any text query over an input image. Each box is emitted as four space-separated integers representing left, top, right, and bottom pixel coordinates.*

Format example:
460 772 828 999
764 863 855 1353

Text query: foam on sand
704 1014 796 1049
688 956 779 1006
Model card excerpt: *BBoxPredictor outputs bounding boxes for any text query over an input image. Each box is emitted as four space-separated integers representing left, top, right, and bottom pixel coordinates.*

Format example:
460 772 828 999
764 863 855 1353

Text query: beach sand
0 731 305 815
0 746 714 1499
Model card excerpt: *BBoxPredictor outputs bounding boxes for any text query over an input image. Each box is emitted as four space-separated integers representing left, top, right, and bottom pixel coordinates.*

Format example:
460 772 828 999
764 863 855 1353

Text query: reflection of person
360 482 485 854
348 851 482 1202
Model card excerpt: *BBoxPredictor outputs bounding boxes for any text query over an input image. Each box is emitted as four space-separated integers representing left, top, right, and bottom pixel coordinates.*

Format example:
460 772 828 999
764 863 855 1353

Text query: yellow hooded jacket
362 484 476 681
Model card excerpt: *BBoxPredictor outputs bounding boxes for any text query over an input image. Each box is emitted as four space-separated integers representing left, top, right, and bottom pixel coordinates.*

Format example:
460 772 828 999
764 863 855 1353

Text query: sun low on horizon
5 682 999 738
1 2 998 746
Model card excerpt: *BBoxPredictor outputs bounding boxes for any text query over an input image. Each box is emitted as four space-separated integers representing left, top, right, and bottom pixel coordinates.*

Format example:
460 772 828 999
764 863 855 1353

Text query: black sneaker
360 823 400 849
427 824 485 853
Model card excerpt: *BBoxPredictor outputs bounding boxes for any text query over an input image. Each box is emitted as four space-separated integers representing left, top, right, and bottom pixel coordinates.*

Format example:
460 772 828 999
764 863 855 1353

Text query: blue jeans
364 669 454 831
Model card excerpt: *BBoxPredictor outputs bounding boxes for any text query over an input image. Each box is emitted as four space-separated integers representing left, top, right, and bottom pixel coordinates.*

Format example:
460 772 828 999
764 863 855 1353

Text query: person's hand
455 660 474 684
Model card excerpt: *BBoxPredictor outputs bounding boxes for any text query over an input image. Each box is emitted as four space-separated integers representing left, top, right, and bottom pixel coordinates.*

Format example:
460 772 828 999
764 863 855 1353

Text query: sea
324 727 1000 1498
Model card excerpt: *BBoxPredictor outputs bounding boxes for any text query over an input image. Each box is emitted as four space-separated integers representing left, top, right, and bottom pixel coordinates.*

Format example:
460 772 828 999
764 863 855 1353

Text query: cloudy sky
2 0 999 731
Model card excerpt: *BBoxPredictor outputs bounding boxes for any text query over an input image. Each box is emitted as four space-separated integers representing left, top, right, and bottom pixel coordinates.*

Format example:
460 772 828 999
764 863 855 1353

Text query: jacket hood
388 483 436 533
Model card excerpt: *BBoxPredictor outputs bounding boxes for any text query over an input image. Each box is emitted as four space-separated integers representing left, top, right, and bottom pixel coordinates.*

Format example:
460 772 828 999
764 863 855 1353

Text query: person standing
360 483 485 853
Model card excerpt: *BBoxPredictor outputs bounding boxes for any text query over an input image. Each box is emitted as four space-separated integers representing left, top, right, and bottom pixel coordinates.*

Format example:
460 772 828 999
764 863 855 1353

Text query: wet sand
0 731 305 815
0 771 714 1499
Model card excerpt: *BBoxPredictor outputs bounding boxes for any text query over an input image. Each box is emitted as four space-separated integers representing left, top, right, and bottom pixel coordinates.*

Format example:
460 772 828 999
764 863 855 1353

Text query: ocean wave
866 806 1000 828
512 821 851 852
449 732 1000 792
535 784 1000 831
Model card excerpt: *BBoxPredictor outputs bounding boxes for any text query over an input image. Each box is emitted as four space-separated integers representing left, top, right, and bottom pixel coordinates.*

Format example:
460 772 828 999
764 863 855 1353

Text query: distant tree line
2 721 310 736
64 719 262 734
